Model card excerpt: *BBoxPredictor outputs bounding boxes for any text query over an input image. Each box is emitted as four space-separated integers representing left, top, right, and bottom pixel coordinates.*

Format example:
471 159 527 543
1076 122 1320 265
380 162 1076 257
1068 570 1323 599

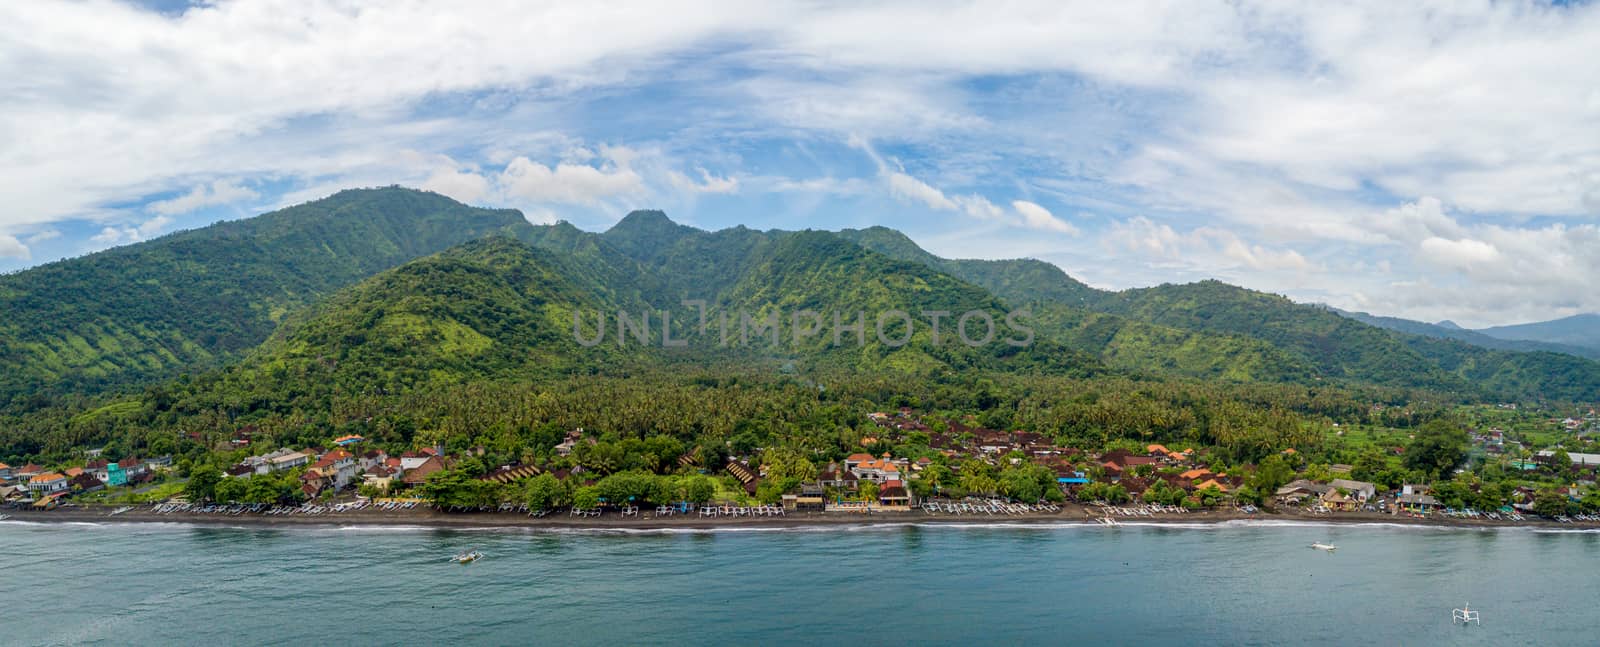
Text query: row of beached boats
1096 503 1190 517
148 500 419 516
699 504 787 517
921 501 1061 515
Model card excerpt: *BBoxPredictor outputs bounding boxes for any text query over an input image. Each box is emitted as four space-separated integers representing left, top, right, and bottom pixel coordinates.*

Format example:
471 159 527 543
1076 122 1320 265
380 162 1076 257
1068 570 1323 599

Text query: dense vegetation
5 186 1599 470
0 187 535 410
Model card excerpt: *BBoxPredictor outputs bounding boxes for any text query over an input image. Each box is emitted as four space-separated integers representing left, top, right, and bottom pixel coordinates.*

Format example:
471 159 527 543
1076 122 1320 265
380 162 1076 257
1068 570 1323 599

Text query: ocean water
1 519 1596 646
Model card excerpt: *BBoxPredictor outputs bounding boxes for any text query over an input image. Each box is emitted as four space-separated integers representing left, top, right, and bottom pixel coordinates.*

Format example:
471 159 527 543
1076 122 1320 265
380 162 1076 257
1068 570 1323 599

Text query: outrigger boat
1096 517 1120 526
453 550 484 564
1452 603 1480 625
1310 542 1337 552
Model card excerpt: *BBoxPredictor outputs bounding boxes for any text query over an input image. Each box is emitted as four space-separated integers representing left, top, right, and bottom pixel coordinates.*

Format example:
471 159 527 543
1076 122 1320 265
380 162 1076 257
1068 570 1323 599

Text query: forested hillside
0 187 535 409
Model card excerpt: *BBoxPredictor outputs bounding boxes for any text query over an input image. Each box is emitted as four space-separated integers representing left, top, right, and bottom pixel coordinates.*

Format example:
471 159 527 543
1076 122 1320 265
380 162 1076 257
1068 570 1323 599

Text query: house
480 464 541 485
1328 479 1377 502
16 464 44 479
399 451 435 471
1397 492 1442 510
244 448 311 475
401 455 446 488
27 472 70 496
146 455 173 470
1537 450 1600 467
85 459 111 483
1193 478 1230 494
786 484 825 511
308 449 358 490
359 450 387 472
107 463 128 487
362 466 397 492
1321 489 1359 511
1275 479 1330 504
69 472 104 494
878 480 912 508
0 462 12 481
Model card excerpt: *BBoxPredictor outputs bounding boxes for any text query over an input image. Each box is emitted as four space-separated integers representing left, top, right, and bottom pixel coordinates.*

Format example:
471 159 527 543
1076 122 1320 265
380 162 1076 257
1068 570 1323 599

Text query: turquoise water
2 519 1596 646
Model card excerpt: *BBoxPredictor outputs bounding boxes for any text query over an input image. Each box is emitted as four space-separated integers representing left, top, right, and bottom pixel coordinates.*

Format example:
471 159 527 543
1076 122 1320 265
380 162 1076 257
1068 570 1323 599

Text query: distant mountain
7 186 1599 414
1327 308 1600 360
837 226 1106 307
0 187 536 410
1479 314 1600 351
1084 281 1600 399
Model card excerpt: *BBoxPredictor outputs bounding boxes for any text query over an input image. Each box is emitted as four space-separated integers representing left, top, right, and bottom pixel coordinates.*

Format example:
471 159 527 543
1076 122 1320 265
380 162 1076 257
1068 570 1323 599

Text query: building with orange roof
1180 468 1213 480
28 472 70 496
1146 444 1171 455
1194 478 1229 493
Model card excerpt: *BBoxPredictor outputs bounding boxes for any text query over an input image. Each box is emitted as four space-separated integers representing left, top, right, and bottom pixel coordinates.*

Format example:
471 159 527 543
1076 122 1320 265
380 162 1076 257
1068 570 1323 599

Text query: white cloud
146 179 258 216
1012 200 1079 235
1105 216 1315 273
2 1 1598 322
886 172 957 211
24 228 60 245
497 157 644 206
0 234 28 259
669 168 739 194
421 166 491 204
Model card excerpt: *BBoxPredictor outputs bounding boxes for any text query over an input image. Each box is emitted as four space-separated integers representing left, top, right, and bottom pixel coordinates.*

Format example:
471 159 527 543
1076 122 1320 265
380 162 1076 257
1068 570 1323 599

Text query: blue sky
2 1 1598 327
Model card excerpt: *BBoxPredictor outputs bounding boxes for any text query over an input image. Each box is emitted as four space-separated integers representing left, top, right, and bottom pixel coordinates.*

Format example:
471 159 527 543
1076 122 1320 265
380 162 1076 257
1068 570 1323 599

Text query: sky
2 1 1598 328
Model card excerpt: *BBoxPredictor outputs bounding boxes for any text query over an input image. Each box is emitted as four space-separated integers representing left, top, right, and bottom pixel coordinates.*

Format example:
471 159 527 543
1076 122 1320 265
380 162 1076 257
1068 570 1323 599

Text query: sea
1 519 1596 646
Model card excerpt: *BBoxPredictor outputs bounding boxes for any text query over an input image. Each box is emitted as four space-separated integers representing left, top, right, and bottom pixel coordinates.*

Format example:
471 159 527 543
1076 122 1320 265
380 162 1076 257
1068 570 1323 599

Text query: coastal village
4 405 1598 526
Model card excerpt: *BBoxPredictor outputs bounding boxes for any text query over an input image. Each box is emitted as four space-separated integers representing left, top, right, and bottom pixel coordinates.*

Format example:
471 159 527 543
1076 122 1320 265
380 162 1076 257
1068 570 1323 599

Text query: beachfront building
0 462 12 482
307 450 358 490
1274 479 1330 505
878 480 912 509
27 472 70 497
1328 479 1377 502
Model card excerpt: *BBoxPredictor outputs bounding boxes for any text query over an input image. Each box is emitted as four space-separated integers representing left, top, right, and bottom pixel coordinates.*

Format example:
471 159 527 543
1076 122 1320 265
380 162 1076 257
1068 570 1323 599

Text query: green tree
572 486 601 510
685 476 715 504
1403 419 1469 478
184 465 221 502
524 473 565 512
1251 454 1294 494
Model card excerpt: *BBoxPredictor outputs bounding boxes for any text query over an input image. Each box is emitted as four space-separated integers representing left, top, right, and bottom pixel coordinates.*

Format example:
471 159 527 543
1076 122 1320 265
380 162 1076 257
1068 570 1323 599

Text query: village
4 407 1599 526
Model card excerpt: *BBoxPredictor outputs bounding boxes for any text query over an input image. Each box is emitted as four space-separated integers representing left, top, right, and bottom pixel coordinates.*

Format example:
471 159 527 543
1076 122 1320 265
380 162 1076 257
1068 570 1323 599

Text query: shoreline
5 504 1594 532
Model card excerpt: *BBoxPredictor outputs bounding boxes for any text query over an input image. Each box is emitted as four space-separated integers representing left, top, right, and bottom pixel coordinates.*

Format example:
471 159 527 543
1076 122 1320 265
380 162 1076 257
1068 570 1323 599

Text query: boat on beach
453 550 484 564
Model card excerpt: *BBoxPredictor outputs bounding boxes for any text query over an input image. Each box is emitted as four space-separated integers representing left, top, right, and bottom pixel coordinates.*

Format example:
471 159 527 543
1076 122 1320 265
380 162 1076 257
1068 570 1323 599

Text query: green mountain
1327 307 1600 359
837 226 1105 307
1090 281 1600 400
1479 314 1600 351
0 187 537 410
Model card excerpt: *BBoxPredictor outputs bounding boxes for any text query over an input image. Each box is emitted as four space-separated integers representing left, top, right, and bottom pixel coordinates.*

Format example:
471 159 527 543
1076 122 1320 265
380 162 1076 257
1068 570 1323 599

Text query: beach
6 501 1591 531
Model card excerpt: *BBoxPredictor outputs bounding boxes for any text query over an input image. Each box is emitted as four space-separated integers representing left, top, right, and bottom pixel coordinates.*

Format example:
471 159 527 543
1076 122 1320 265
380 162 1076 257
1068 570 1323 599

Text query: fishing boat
0 514 10 521
1310 542 1337 552
109 506 133 516
453 550 484 564
1452 603 1480 625
1096 517 1120 526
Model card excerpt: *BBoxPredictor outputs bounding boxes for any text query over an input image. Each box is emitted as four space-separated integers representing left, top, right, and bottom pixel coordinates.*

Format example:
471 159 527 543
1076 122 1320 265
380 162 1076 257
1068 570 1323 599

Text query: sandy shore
4 503 1593 531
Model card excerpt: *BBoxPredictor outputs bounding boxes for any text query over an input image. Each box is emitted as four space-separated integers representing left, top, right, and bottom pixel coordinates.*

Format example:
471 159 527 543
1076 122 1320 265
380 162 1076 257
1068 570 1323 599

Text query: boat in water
453 550 484 564
1310 542 1337 552
1452 603 1480 625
